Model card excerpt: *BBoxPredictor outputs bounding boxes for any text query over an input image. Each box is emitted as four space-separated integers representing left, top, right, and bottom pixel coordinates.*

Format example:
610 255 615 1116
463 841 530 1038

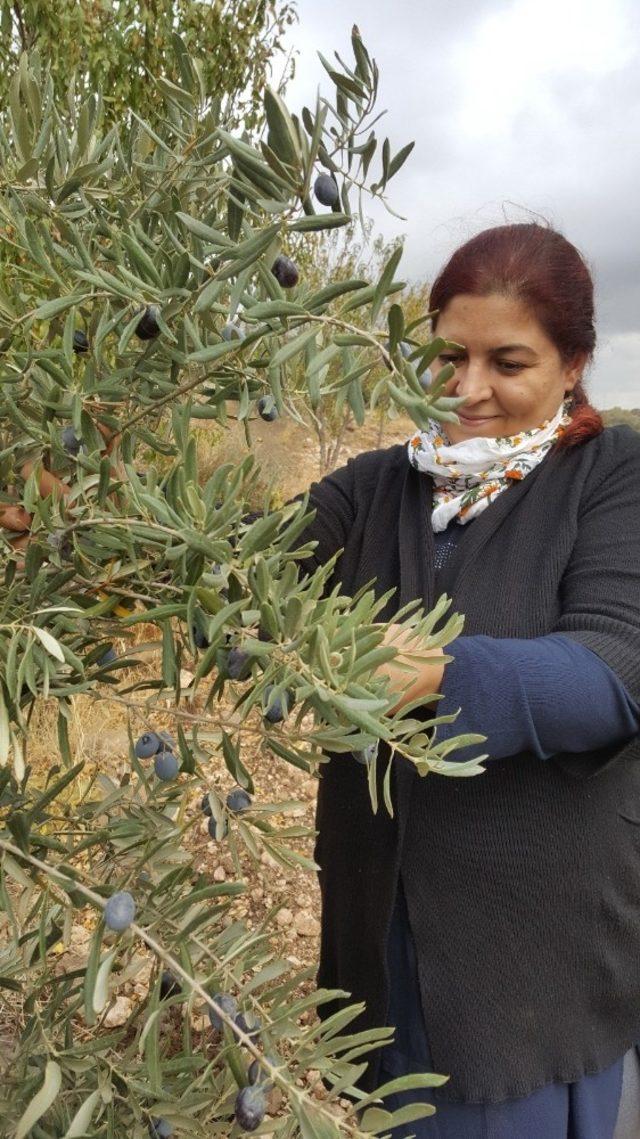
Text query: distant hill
599 407 640 432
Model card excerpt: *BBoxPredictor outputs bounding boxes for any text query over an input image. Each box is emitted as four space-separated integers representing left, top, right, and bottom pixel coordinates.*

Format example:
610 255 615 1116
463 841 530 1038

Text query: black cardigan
297 424 640 1104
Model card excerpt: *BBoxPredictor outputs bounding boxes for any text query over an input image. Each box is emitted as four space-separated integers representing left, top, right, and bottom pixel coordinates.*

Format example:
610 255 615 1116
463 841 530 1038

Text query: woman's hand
373 622 446 715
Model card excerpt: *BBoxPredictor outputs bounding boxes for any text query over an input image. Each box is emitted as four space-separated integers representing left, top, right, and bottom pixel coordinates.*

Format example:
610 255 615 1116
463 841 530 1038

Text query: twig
0 838 376 1134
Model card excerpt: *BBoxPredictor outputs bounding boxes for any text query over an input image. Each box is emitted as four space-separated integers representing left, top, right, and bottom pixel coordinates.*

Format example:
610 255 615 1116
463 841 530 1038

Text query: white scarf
407 397 575 533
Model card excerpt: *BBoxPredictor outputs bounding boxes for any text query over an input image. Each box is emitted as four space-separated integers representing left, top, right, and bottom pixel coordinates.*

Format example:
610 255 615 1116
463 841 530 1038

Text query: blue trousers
377 1056 625 1139
382 877 628 1138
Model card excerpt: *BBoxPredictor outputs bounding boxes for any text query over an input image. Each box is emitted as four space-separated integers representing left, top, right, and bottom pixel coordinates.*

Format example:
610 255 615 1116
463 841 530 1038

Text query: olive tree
0 28 487 1137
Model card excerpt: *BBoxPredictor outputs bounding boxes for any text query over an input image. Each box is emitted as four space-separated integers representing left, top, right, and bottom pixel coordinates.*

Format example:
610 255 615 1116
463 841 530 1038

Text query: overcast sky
280 0 640 409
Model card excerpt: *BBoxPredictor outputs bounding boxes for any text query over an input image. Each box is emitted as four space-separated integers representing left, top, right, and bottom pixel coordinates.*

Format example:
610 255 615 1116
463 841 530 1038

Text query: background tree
601 407 640 431
0 28 487 1137
0 0 297 133
275 221 433 472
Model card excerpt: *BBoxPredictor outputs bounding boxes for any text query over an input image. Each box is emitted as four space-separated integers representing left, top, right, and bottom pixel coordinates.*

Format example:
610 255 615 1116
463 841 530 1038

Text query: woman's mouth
458 414 496 426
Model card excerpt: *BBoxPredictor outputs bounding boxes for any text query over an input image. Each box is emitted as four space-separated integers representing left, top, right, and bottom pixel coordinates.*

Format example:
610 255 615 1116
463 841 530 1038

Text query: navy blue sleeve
432 633 640 762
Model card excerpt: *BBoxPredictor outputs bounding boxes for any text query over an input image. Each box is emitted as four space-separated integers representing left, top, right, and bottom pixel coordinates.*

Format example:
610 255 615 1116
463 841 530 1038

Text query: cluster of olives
134 729 180 781
222 170 338 315
191 623 255 679
104 896 274 1132
193 623 296 726
259 251 298 425
194 632 295 725
201 784 252 840
72 302 159 346
206 990 278 1130
260 254 301 423
145 976 274 1134
69 304 160 361
209 640 289 686
105 740 286 1132
63 306 161 456
208 993 261 1038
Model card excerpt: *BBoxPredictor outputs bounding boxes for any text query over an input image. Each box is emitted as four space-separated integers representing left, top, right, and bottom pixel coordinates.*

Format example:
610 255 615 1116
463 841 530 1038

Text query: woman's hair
429 222 603 449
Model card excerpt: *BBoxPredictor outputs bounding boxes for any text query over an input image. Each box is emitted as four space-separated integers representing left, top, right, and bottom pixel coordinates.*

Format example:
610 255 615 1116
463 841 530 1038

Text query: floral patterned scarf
407 396 574 533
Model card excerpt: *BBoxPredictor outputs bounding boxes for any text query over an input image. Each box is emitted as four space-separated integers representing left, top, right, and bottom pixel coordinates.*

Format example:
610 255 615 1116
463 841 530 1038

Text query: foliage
0 28 486 1136
0 0 297 134
276 219 433 470
600 406 640 431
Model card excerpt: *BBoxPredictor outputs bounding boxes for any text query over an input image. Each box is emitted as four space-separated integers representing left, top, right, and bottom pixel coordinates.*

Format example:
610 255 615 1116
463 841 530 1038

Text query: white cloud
592 332 640 409
452 0 636 140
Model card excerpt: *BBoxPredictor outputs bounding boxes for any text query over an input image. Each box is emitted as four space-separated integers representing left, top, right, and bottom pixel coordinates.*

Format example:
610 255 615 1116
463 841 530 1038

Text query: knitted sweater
298 424 640 1103
431 519 640 763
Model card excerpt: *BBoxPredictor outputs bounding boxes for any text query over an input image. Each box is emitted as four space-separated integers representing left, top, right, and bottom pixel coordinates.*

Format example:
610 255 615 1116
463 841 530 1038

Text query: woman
300 223 640 1138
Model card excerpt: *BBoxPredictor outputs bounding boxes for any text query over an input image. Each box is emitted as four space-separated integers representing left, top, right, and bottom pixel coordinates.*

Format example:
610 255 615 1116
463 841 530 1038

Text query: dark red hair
429 223 603 449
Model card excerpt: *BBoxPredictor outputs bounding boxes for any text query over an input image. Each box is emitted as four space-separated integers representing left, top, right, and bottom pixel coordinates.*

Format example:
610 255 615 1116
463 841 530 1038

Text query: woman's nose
451 360 493 398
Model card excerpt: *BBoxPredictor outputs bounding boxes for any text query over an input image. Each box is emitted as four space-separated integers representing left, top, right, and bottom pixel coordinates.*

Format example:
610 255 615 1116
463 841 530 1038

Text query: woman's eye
437 354 523 372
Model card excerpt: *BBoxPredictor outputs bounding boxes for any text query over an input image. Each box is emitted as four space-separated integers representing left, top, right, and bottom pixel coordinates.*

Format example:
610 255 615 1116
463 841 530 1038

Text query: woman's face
433 292 586 444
